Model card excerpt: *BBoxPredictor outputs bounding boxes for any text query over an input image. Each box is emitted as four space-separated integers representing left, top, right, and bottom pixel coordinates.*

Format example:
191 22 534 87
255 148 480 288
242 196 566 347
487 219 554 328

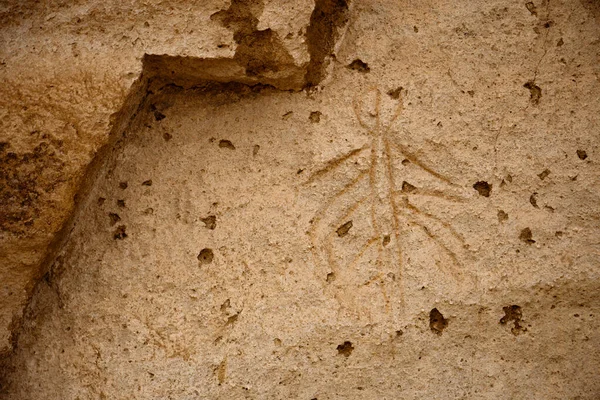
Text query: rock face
1 0 600 398
0 0 347 354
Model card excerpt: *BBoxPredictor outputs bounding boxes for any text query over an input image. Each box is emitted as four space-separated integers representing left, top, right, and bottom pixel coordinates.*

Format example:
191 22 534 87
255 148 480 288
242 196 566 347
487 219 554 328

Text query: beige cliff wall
1 0 600 398
0 0 347 354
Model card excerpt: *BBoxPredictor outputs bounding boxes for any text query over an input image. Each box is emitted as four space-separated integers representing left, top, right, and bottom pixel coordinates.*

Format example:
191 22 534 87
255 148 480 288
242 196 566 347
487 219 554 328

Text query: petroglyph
304 87 469 311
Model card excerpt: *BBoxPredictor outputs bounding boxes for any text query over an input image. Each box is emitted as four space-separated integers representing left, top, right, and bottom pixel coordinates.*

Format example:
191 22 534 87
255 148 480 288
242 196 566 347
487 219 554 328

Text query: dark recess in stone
500 305 526 335
154 111 166 121
473 181 491 197
198 248 214 264
383 234 391 246
497 210 508 222
524 81 542 105
336 341 354 357
305 0 350 86
402 181 417 193
201 215 217 230
387 87 403 99
113 225 127 240
519 227 535 244
309 111 322 123
336 220 352 237
219 140 236 150
529 193 539 208
347 59 370 73
429 308 448 334
108 212 121 226
538 169 550 180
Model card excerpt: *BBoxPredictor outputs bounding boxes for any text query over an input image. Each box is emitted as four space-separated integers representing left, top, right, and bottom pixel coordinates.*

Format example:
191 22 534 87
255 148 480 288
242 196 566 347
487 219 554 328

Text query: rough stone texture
1 0 600 398
0 0 317 354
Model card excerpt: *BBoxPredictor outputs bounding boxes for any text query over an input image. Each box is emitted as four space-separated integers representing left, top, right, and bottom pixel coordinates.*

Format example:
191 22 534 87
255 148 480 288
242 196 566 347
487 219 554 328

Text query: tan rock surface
0 0 321 353
1 0 600 398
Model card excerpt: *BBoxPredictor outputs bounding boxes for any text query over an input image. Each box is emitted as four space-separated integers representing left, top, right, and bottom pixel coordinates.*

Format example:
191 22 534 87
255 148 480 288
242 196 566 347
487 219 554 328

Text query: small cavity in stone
497 210 509 222
336 341 354 357
387 87 403 100
309 111 322 123
382 234 391 246
347 59 370 73
525 1 537 15
198 248 214 264
201 215 217 230
530 193 539 208
538 169 550 180
326 272 335 283
219 140 235 150
113 225 127 240
429 308 448 335
500 305 526 335
154 111 166 121
519 227 535 244
473 181 491 197
402 181 417 193
524 81 542 105
108 212 121 226
336 221 353 237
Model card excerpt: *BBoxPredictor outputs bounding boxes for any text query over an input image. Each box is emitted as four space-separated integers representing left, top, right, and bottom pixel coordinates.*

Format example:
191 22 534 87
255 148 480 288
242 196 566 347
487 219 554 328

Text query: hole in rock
198 248 214 265
524 81 542 105
497 210 508 222
336 341 354 357
500 305 526 335
309 111 322 123
529 193 539 208
219 140 236 150
113 225 127 240
387 87 403 99
402 181 417 193
519 228 535 244
429 308 448 335
473 181 491 197
201 215 217 230
538 169 550 180
382 234 391 246
336 220 353 237
347 59 370 73
108 213 121 226
154 111 166 121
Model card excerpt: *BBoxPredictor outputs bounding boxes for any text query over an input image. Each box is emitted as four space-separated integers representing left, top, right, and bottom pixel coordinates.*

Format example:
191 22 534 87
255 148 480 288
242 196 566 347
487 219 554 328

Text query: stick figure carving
304 87 470 312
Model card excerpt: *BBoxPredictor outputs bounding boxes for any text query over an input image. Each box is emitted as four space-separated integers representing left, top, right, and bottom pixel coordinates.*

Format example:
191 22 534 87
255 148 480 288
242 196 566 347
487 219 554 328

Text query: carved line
304 145 369 185
307 87 466 305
